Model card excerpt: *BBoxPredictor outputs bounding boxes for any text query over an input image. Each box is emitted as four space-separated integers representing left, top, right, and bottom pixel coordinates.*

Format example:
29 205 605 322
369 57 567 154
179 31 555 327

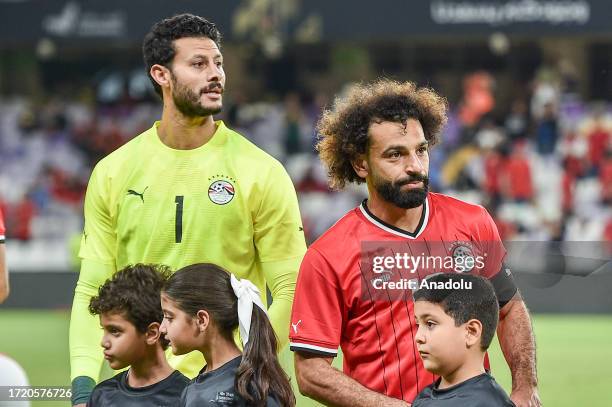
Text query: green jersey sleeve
71 162 118 403
79 163 115 264
253 161 306 350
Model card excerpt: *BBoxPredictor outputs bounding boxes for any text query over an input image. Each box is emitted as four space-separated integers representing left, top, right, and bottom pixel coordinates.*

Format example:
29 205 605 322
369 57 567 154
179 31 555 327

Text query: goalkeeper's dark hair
162 263 295 407
89 263 172 349
143 13 222 97
413 273 499 350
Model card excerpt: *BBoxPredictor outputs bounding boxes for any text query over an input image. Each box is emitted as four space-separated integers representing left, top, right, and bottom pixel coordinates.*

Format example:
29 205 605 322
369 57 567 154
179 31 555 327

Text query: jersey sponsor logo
291 319 302 334
126 186 148 203
208 180 235 205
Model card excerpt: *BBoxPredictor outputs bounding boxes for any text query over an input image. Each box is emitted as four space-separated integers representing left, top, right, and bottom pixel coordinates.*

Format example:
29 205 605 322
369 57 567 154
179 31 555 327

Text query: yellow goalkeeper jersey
72 120 306 381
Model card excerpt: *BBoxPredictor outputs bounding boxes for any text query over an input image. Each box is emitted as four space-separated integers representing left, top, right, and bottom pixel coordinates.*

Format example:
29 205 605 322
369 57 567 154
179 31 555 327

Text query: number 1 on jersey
175 196 184 243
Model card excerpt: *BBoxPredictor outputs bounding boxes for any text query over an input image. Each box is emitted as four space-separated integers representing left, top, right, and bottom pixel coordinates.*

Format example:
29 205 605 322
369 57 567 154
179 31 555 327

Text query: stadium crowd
0 66 611 254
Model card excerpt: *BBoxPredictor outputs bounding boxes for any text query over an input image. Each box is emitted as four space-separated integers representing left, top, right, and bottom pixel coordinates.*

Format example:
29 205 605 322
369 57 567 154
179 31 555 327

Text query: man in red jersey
0 208 8 303
290 79 540 407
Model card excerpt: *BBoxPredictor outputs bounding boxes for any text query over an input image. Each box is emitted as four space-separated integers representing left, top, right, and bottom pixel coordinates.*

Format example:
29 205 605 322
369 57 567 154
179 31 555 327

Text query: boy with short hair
412 273 516 406
87 264 189 406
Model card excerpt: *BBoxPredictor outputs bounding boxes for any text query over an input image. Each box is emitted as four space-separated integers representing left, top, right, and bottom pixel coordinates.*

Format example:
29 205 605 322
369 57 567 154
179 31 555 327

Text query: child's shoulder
169 370 191 385
480 375 516 406
92 371 126 392
412 374 516 406
87 371 127 405
89 371 190 407
181 357 281 407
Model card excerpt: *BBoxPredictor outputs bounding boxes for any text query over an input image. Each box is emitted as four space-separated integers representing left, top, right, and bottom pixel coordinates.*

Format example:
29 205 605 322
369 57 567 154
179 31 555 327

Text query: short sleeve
289 248 343 356
477 206 518 307
253 161 306 263
79 163 116 264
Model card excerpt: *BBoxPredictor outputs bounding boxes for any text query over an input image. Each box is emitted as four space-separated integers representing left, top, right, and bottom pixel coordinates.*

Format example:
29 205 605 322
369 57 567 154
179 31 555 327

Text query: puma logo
127 186 148 203
291 320 302 334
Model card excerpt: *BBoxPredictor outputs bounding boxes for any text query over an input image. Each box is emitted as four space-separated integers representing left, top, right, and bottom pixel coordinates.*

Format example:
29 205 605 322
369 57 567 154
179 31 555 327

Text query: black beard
171 80 222 118
374 172 429 209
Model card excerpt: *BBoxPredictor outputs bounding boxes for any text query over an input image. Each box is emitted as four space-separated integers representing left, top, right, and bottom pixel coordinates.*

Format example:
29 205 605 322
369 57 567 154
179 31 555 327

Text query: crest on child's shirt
210 390 236 405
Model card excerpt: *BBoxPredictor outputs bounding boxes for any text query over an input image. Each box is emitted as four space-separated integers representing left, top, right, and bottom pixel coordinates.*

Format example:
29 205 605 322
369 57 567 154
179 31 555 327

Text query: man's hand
510 386 542 407
74 404 86 407
498 295 541 407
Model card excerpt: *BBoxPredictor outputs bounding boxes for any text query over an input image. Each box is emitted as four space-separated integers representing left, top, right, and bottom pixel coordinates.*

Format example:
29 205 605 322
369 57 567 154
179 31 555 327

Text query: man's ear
195 310 210 332
465 319 483 348
352 155 369 179
150 64 172 90
145 322 162 345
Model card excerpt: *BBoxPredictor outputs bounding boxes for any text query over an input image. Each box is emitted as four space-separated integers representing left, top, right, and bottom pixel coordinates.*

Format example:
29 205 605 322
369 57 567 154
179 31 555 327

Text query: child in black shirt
160 263 295 407
412 273 516 407
87 264 189 406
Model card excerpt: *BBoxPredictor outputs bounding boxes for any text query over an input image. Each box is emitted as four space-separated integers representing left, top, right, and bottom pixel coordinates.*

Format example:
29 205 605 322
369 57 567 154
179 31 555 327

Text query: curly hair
317 79 448 189
89 264 172 348
142 13 222 97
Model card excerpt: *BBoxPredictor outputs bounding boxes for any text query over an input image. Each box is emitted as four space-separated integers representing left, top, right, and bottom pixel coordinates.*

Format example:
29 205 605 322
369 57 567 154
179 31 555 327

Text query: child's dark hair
89 264 172 349
413 273 499 350
143 13 222 97
162 263 295 407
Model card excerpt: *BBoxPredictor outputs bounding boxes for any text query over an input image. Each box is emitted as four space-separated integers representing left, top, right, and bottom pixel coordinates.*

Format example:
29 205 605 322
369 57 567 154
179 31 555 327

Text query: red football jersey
290 193 516 402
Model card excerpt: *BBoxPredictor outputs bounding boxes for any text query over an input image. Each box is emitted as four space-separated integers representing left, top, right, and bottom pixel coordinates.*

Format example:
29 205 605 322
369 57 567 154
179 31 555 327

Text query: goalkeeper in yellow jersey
70 14 306 406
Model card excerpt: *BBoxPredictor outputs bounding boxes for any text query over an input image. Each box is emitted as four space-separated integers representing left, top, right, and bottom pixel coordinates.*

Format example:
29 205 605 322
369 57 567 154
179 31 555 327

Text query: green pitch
0 311 609 406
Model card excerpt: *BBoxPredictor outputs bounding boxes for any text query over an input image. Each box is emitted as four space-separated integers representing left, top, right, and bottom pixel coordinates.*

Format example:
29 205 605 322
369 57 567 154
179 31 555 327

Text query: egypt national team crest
450 241 477 273
208 179 235 205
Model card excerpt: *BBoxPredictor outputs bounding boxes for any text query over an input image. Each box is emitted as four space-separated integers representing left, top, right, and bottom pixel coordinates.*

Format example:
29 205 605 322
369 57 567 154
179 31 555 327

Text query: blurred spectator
535 102 559 155
501 141 534 203
283 92 305 155
585 110 610 175
482 144 506 207
530 66 560 120
504 99 529 142
561 169 576 214
8 196 36 241
600 149 612 204
558 128 588 178
458 71 495 127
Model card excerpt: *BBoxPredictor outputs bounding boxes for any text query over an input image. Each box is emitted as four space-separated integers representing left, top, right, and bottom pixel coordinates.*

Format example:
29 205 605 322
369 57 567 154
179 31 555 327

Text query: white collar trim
359 197 429 239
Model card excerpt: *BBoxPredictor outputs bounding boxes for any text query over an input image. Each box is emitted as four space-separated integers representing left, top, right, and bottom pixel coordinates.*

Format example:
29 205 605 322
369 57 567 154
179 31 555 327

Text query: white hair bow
230 274 267 345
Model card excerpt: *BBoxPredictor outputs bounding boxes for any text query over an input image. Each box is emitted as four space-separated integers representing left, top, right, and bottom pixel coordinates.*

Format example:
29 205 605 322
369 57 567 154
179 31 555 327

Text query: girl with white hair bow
160 263 295 407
